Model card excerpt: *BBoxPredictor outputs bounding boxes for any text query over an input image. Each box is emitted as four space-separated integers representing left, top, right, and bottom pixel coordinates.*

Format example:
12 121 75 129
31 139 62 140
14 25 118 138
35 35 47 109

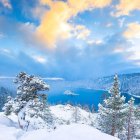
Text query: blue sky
0 0 140 80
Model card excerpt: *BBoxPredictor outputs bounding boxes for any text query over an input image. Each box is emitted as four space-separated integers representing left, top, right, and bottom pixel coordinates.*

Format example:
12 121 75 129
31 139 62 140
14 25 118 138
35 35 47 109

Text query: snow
0 116 13 126
64 90 79 96
19 124 119 140
50 104 97 126
0 104 119 140
42 77 64 81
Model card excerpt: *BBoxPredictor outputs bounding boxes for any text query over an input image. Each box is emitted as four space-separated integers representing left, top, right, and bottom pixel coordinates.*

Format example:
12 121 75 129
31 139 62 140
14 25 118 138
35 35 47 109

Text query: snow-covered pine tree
13 72 49 114
125 98 137 140
72 106 81 123
91 104 95 113
2 72 53 130
39 93 47 107
0 87 13 111
135 105 140 120
98 74 127 136
135 105 140 139
2 96 14 115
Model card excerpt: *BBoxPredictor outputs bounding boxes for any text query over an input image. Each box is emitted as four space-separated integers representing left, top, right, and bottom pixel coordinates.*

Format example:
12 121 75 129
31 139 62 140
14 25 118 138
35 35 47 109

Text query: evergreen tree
91 104 95 113
0 87 13 111
2 96 14 115
98 74 127 136
135 105 140 120
72 106 81 123
39 93 47 107
3 72 53 130
13 72 49 114
125 98 136 140
135 105 140 139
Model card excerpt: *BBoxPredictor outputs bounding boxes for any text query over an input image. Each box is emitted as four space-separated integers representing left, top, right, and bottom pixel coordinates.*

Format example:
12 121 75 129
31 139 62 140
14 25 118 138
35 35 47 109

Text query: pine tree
135 105 140 139
2 96 14 115
13 72 50 114
98 74 127 136
125 98 137 140
72 106 81 123
39 93 47 107
0 87 13 111
2 72 53 130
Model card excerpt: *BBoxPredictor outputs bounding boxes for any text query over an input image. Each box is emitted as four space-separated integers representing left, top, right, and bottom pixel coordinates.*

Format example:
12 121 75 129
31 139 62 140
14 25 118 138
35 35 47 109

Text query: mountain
92 73 140 97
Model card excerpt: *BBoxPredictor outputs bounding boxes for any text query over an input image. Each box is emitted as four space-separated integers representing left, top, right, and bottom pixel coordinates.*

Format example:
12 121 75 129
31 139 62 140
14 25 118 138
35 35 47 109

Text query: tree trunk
111 114 116 136
111 124 115 136
127 107 132 140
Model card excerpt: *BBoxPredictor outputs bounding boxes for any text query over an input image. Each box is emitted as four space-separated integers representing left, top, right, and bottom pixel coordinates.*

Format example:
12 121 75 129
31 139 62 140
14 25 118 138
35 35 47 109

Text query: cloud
115 0 140 16
118 18 125 28
74 25 90 40
0 32 5 39
122 23 140 66
106 23 113 28
0 0 12 9
87 39 103 45
123 22 140 39
36 0 112 47
31 55 47 64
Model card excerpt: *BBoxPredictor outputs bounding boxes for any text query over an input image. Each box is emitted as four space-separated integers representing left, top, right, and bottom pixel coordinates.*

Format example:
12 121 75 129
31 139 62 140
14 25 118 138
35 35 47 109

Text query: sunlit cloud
36 0 112 48
0 0 12 9
115 0 140 16
124 39 140 66
123 22 140 39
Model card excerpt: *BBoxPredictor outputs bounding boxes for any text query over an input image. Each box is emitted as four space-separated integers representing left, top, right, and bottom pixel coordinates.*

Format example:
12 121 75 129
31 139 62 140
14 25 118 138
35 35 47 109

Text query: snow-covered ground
0 105 119 140
50 104 96 126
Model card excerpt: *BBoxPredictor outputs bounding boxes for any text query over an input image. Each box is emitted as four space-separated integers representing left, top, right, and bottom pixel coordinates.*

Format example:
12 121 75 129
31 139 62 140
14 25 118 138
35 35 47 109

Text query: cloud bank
36 0 112 47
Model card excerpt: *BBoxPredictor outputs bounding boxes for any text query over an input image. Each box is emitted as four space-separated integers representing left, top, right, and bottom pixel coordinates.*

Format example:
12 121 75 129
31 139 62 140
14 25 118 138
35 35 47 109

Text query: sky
0 0 140 80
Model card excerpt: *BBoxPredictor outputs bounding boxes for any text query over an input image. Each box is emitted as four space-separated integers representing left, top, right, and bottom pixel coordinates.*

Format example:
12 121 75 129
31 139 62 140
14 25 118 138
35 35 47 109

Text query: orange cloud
123 22 140 39
115 0 140 16
37 0 112 48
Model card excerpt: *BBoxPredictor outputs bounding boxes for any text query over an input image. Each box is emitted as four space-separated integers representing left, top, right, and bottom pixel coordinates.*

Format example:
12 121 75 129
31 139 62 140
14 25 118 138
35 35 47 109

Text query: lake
47 88 140 111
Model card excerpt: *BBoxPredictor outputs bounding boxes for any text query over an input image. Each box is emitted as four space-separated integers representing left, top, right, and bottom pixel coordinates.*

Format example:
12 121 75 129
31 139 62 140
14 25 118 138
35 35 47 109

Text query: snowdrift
0 105 119 140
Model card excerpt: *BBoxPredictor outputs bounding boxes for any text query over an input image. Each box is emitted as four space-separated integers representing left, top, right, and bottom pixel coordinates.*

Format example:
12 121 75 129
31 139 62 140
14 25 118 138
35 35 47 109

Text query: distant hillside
93 73 140 97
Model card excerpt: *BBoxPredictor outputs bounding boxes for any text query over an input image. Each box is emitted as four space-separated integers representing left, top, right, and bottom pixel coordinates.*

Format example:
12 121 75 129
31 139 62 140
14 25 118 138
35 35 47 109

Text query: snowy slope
19 124 119 140
0 104 119 140
50 104 97 126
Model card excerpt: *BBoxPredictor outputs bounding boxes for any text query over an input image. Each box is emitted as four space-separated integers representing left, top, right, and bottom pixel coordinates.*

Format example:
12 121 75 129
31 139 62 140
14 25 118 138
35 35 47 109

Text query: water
47 88 140 111
0 79 140 111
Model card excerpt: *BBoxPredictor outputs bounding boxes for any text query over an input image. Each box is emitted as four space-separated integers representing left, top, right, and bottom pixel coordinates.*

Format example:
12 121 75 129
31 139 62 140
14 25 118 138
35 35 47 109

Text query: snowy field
0 105 119 140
